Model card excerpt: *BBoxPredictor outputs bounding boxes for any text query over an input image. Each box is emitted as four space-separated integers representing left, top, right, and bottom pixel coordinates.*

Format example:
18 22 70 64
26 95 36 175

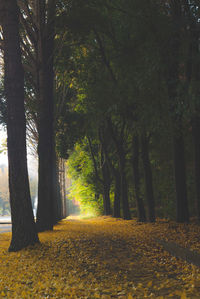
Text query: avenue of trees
0 0 200 251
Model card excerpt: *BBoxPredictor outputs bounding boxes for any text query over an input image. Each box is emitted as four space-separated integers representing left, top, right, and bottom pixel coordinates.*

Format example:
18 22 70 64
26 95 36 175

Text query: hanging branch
93 29 117 84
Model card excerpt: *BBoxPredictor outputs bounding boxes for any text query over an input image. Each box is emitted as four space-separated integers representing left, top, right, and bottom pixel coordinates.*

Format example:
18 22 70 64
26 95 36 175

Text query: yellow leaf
181 291 187 299
174 290 182 296
21 290 27 298
82 47 87 57
147 281 152 287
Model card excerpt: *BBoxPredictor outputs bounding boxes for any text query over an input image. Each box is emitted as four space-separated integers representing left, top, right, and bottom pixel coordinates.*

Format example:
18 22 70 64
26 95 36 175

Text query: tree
18 0 63 230
0 0 39 251
107 118 131 220
163 0 190 222
87 135 111 216
182 1 200 221
99 124 121 218
36 0 58 230
53 0 199 223
132 135 146 222
141 133 155 222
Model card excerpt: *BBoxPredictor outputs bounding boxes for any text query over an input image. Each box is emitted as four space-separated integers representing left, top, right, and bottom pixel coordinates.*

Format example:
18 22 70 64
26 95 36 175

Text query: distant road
0 216 11 233
0 216 11 224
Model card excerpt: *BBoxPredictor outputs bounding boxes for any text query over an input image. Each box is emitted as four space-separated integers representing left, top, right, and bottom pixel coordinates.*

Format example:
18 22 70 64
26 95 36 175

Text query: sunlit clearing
79 211 99 219
66 211 99 220
66 214 81 220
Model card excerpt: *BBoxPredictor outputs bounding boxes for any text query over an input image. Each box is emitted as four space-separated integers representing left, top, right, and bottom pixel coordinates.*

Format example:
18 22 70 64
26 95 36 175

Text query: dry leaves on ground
0 217 200 298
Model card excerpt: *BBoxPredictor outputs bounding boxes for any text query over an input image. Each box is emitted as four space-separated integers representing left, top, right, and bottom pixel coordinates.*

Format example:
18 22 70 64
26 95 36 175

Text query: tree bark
99 125 121 218
36 0 57 231
59 158 67 218
132 135 146 222
113 168 121 218
141 133 155 222
52 154 62 224
192 95 200 220
0 0 39 251
107 118 131 220
118 146 131 220
99 128 111 215
187 8 200 221
173 128 189 222
165 0 189 223
88 135 111 215
101 149 111 215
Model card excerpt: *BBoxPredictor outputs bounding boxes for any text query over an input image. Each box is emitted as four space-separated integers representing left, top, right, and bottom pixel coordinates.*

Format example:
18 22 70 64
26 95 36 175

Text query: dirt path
0 217 200 298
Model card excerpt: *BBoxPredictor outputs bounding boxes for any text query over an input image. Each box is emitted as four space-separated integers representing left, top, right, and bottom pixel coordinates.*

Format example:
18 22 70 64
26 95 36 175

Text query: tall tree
107 118 131 220
17 0 62 230
0 0 39 251
99 124 121 218
165 0 189 222
36 0 58 231
87 135 111 215
141 133 155 222
183 1 200 221
132 135 146 222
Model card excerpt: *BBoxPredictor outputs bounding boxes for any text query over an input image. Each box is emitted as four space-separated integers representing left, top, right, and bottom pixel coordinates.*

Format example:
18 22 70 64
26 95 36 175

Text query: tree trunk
52 154 62 224
36 0 56 231
0 0 39 251
192 128 200 221
106 118 131 220
165 1 189 223
118 148 131 220
102 183 111 215
141 133 155 222
188 11 200 221
99 124 121 218
113 168 121 218
59 158 67 218
173 127 189 222
132 135 146 222
101 148 111 215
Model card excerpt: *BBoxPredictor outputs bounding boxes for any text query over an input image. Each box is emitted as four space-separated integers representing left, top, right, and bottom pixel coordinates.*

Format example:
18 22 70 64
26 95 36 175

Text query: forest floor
0 217 200 298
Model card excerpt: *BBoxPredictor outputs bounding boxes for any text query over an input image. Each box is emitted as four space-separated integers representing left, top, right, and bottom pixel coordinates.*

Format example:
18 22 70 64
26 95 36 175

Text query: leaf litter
0 217 200 298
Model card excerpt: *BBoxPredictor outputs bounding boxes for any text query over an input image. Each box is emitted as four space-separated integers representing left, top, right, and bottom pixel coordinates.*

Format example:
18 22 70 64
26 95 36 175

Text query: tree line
58 0 200 223
0 0 200 251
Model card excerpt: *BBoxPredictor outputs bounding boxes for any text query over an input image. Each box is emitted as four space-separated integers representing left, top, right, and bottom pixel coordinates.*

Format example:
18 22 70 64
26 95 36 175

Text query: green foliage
67 142 103 215
48 0 200 220
0 139 7 155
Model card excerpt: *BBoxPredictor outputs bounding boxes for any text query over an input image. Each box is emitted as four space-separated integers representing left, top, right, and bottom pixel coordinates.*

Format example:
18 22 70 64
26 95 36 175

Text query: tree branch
93 29 117 84
87 136 103 184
